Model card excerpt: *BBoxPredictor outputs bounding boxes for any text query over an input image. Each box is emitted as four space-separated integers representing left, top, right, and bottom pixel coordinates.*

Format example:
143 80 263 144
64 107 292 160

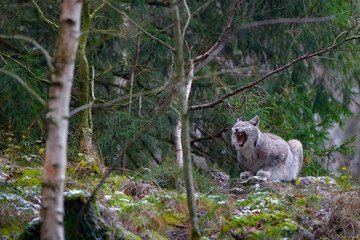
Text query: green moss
12 168 43 189
231 211 299 239
264 219 299 236
232 211 291 228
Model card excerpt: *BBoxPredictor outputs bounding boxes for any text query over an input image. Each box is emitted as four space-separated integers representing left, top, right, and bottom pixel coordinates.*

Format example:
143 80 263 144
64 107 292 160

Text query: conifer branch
189 35 360 111
0 34 54 72
101 0 175 51
0 69 46 106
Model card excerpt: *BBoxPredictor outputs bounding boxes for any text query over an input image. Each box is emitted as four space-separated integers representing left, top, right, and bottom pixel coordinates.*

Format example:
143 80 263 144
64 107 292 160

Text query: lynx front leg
256 170 271 179
240 171 254 181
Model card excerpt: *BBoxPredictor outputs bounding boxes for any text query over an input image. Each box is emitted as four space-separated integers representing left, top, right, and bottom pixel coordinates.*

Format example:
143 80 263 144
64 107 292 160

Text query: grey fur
231 115 303 181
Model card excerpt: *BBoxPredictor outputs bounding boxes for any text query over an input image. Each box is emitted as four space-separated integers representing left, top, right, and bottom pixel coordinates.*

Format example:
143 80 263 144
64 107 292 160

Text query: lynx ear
249 115 260 127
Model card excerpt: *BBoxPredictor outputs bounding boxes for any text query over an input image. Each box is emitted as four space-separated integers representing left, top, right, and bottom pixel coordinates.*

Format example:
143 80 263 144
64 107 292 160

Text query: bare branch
193 0 244 63
182 0 191 42
0 69 46 106
31 0 59 29
146 0 170 7
236 15 336 31
69 82 170 117
189 35 360 111
129 34 141 111
91 3 106 19
191 127 228 144
101 0 175 51
0 51 50 83
0 34 54 72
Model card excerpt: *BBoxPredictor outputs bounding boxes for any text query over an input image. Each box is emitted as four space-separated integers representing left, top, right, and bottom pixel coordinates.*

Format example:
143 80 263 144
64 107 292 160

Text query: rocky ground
1 157 360 240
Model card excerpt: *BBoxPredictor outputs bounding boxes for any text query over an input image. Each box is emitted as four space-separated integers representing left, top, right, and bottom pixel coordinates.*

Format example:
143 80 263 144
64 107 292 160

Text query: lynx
231 115 303 181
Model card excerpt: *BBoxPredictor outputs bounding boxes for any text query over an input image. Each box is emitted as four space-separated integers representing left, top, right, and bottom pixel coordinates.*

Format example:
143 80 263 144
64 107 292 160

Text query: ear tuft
249 115 260 127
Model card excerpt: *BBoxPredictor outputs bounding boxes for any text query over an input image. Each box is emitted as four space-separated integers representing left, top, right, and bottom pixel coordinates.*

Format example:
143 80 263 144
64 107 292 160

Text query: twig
191 127 228 144
193 0 244 63
31 0 59 29
182 0 191 42
236 15 336 31
129 34 141 112
0 51 50 83
0 69 46 106
91 3 106 19
69 81 170 117
0 34 54 72
189 35 360 111
101 0 175 51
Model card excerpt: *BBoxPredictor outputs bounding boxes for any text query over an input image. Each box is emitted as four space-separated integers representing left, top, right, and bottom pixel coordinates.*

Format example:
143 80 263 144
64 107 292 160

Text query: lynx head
231 115 260 150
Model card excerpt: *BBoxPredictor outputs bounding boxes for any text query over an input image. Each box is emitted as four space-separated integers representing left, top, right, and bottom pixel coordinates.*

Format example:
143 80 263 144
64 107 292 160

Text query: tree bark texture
77 0 93 156
40 1 82 240
174 61 194 168
170 1 200 239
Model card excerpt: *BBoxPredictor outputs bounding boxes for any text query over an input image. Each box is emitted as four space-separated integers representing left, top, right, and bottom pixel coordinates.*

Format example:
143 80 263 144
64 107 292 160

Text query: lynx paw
256 170 271 179
240 171 254 181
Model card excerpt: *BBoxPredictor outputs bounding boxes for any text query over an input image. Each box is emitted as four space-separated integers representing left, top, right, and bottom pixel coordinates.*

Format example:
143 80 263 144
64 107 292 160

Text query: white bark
40 1 82 239
174 61 194 167
170 1 200 238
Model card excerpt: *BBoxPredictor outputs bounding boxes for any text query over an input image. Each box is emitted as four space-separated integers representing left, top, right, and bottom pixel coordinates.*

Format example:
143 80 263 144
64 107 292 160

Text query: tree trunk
174 61 194 168
78 0 93 156
40 1 82 239
170 1 200 239
77 0 104 173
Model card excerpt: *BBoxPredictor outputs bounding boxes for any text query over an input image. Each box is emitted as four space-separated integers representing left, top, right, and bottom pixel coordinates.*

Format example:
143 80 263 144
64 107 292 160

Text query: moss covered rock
18 190 128 240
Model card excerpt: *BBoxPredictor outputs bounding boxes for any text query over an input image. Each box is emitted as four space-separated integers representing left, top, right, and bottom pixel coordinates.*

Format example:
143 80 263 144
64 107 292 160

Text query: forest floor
1 155 360 240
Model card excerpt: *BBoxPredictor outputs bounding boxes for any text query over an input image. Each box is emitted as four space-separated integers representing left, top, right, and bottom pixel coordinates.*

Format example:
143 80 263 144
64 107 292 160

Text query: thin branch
91 3 106 19
182 0 191 42
193 0 244 63
191 127 228 144
31 0 59 29
101 0 175 51
0 51 50 83
0 34 54 72
145 0 170 7
129 34 141 112
189 35 360 111
69 82 170 117
0 69 46 106
236 15 336 31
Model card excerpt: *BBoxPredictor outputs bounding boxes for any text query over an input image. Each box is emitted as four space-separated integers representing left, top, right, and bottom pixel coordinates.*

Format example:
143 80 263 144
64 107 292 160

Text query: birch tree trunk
170 1 200 239
174 61 194 168
40 1 82 239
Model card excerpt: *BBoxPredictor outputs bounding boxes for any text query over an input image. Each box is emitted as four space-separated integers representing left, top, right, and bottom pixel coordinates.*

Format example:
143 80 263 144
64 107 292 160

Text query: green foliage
141 159 218 193
0 129 45 167
1 0 359 178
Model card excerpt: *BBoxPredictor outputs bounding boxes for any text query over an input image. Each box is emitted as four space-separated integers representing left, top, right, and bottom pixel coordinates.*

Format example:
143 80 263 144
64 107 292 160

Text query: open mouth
235 132 247 147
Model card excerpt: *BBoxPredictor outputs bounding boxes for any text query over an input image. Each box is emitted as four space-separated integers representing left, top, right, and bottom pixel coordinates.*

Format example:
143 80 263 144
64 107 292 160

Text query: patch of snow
64 189 88 197
269 198 279 205
298 176 336 185
103 195 112 200
114 190 125 195
217 201 227 205
208 195 222 199
109 207 122 212
29 216 41 224
118 198 131 202
233 208 261 218
0 193 40 215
